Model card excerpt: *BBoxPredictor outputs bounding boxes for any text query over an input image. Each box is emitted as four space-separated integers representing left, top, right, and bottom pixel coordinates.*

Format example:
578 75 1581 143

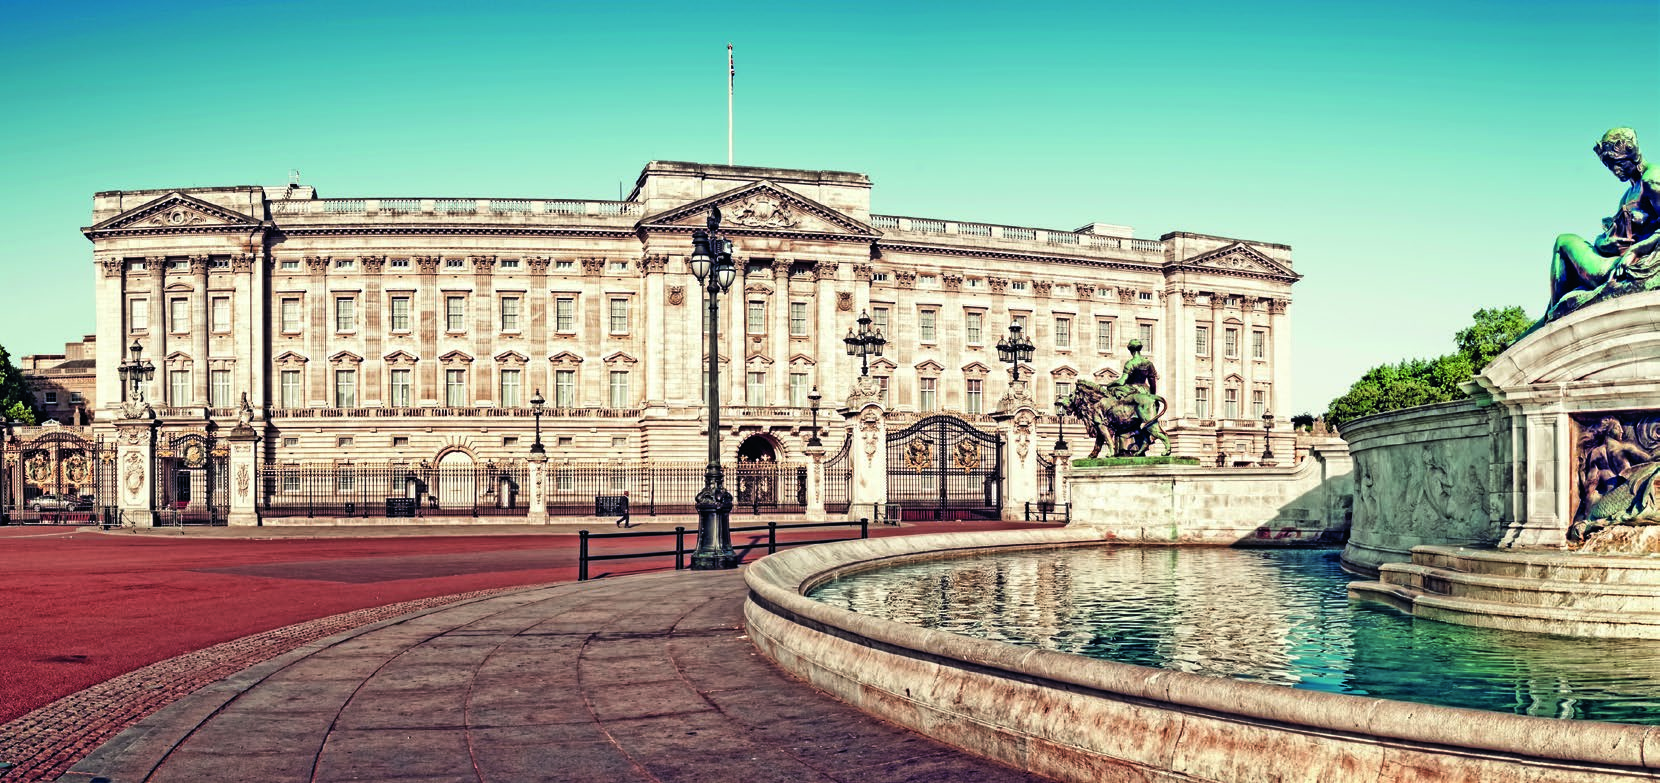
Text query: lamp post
806 385 823 447
1053 397 1069 452
996 322 1035 383
689 207 739 570
529 388 545 456
1261 411 1276 461
843 311 886 377
117 339 155 407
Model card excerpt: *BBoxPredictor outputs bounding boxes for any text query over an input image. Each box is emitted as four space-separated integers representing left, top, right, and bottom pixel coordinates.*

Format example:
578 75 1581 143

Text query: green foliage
0 345 37 425
1290 413 1316 430
1073 456 1201 468
1325 308 1529 428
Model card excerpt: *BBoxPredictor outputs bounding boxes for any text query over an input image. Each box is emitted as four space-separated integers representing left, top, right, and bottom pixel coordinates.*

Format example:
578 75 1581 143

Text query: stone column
226 425 259 526
472 256 496 405
1053 445 1072 510
527 257 550 400
581 258 605 406
640 254 667 410
416 256 441 403
842 393 887 523
362 256 385 404
236 253 263 412
306 256 330 405
771 263 790 406
1503 404 1570 548
814 262 839 396
993 395 1040 522
114 417 158 527
95 256 125 416
527 451 548 523
728 259 749 403
1269 297 1292 418
1176 290 1198 421
190 255 210 405
147 258 166 404
803 440 827 521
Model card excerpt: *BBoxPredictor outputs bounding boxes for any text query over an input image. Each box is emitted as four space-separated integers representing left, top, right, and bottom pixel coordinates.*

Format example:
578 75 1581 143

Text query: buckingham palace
78 160 1298 520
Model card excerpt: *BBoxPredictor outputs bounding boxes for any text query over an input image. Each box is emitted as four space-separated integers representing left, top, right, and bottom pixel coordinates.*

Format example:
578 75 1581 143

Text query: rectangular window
1138 323 1154 352
44 392 57 405
280 259 300 271
500 369 522 407
1253 389 1268 418
877 376 890 406
1196 325 1210 356
1253 330 1267 360
210 369 231 408
1096 320 1113 352
389 368 412 407
393 436 409 447
500 258 520 269
554 370 575 408
280 370 301 408
747 301 765 334
1224 327 1239 358
389 258 409 270
1012 314 1028 331
747 371 765 405
445 369 466 406
281 298 301 333
130 299 149 331
555 260 574 271
334 369 356 408
966 312 983 344
789 302 807 336
1055 317 1072 349
282 471 299 492
609 371 630 408
611 436 627 448
1225 388 1239 420
169 298 188 333
872 307 889 334
69 392 83 404
919 309 937 342
210 297 230 332
609 298 629 333
390 296 410 331
966 379 982 414
919 377 936 411
169 369 189 403
335 297 355 332
555 297 575 332
1055 381 1073 404
1195 387 1210 418
789 372 808 407
500 296 521 331
335 258 355 270
445 296 465 332
336 436 354 447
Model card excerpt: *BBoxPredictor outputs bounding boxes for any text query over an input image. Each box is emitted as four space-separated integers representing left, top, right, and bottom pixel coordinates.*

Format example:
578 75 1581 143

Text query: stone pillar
1502 403 1570 548
362 256 385 404
147 258 166 404
416 256 442 404
771 263 790 406
1052 445 1072 510
472 256 496 405
527 452 548 523
306 256 330 405
640 254 667 410
993 393 1040 522
527 257 551 400
114 417 158 527
729 259 749 403
814 262 838 395
191 255 210 405
227 425 259 526
842 390 886 522
803 440 827 521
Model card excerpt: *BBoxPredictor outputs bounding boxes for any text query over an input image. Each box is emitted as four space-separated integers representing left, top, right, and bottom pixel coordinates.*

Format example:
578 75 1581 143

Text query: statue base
1072 456 1199 468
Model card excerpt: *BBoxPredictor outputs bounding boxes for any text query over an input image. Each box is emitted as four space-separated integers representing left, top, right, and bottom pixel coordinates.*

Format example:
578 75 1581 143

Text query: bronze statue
1062 339 1171 458
1545 128 1660 320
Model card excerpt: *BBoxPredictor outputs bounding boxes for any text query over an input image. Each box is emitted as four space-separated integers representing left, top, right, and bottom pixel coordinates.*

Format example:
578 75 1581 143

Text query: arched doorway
734 435 781 511
737 435 777 463
436 450 474 510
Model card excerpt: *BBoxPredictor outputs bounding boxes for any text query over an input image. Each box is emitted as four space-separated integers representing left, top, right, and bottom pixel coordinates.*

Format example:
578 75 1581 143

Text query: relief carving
942 274 963 292
231 254 255 273
99 258 123 278
360 255 385 273
305 256 330 273
836 292 853 312
581 258 606 274
1076 283 1096 299
469 255 497 272
987 277 1009 294
860 408 882 463
1032 281 1052 298
237 463 251 499
814 261 839 281
526 256 551 274
123 452 145 498
729 196 798 228
638 254 668 274
667 286 685 306
852 264 873 282
414 256 441 274
894 271 916 289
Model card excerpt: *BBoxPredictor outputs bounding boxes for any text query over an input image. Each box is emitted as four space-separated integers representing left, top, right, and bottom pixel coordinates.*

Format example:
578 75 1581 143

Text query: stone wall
1067 441 1352 544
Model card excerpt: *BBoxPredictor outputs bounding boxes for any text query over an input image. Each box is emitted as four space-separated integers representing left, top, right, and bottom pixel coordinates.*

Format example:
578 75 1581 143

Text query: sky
1 0 1656 414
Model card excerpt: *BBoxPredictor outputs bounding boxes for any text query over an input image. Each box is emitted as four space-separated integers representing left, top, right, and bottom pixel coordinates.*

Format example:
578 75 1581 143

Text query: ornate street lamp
806 385 823 448
1053 396 1069 452
843 311 886 377
529 388 546 456
1261 411 1276 461
996 322 1034 383
689 207 738 570
117 339 155 405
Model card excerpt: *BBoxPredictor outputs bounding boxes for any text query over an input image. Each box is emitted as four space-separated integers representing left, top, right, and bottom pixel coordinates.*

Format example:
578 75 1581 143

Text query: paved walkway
58 570 1046 783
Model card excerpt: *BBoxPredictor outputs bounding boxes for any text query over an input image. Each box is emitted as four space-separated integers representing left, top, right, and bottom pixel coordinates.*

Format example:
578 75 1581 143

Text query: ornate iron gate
886 415 1001 521
823 432 852 514
2 429 114 524
155 432 229 525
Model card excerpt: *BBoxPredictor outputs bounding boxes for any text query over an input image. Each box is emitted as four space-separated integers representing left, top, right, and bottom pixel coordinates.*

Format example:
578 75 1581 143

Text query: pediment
1093 367 1119 380
164 282 195 292
962 361 991 374
439 350 474 364
1177 243 1300 282
549 351 585 365
869 358 897 371
494 350 529 364
383 350 420 364
1051 365 1078 378
788 353 816 366
603 351 638 365
274 351 308 366
914 360 944 373
744 354 774 366
638 181 879 239
86 192 263 236
329 350 364 364
163 351 192 363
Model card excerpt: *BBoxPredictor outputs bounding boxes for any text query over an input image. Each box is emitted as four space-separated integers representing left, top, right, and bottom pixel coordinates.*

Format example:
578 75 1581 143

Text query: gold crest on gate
953 441 980 473
904 438 933 473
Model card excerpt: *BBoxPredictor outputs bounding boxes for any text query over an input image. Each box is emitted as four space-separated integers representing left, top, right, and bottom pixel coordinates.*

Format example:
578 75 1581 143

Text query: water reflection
809 547 1660 724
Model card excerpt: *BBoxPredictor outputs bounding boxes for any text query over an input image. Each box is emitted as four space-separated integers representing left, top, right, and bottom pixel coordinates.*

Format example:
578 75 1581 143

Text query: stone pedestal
992 403 1039 522
527 452 548 523
803 441 827 521
1052 447 1072 509
842 398 887 523
226 426 259 526
114 416 157 528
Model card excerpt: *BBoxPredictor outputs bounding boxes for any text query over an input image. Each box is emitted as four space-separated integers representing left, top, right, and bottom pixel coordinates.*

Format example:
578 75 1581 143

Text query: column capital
852 263 873 282
414 255 441 274
99 257 124 278
637 254 668 274
526 255 551 274
231 253 256 273
469 255 497 273
1032 280 1052 298
360 255 386 273
304 256 331 273
814 261 839 281
580 257 606 275
942 273 963 292
188 255 209 275
987 277 1009 294
1075 283 1095 300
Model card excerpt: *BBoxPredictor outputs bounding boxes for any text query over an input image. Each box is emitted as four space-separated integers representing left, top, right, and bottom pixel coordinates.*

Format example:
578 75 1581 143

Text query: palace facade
83 161 1299 468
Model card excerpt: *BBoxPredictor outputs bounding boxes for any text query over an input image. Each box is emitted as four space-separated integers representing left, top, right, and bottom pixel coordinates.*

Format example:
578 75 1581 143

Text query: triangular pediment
914 360 943 373
869 358 897 371
549 351 584 365
744 354 774 366
86 192 263 236
603 351 638 365
1051 365 1078 378
1094 367 1119 380
788 353 816 366
639 181 879 239
329 350 364 364
383 350 420 364
494 350 529 364
1177 243 1300 282
274 351 308 366
962 361 991 374
438 350 474 364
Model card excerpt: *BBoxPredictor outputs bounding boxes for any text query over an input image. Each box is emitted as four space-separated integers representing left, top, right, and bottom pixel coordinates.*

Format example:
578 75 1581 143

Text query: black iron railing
577 519 870 581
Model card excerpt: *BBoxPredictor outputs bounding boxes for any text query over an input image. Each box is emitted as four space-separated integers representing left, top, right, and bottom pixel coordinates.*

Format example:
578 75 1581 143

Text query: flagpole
727 43 734 165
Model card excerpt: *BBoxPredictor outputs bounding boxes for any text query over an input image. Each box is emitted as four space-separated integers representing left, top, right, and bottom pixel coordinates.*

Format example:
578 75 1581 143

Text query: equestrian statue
1061 338 1171 458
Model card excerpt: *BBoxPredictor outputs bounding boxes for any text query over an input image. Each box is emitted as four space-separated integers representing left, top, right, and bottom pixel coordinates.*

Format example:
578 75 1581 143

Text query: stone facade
20 335 97 425
82 161 1298 467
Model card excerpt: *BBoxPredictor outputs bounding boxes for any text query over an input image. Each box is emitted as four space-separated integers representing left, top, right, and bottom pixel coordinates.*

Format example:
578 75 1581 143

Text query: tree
1324 308 1527 428
1290 413 1316 431
1454 306 1534 371
0 344 38 425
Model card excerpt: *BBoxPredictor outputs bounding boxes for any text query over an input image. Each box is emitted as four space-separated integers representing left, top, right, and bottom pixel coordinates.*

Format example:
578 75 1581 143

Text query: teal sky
2 0 1655 414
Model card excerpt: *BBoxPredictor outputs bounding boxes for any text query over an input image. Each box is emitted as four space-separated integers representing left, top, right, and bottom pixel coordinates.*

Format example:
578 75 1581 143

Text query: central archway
737 434 778 463
436 450 474 511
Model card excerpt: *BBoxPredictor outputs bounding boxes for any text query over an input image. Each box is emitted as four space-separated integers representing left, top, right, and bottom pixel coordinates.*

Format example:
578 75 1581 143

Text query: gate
886 414 1001 521
155 432 229 525
2 429 115 525
823 432 852 514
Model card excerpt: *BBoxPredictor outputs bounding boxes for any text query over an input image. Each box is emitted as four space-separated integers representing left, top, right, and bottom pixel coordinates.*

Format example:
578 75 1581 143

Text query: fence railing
872 214 1167 254
577 519 869 580
1025 501 1071 524
259 462 530 518
270 198 644 218
545 462 806 516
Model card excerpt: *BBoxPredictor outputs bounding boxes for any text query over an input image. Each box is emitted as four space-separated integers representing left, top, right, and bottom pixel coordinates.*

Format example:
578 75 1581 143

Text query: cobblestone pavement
52 571 1047 783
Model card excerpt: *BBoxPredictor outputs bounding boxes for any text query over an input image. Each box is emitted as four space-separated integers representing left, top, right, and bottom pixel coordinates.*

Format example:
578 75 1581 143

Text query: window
611 436 627 448
872 307 889 334
609 371 630 408
446 258 465 269
389 258 409 270
1195 386 1210 418
500 369 522 407
389 368 412 407
503 436 519 447
211 297 230 332
789 302 807 336
1138 323 1154 352
500 258 520 269
920 275 937 287
877 376 890 406
390 296 410 331
281 436 298 448
445 296 465 332
335 258 355 270
334 369 356 408
789 372 808 407
609 260 628 272
280 370 301 408
69 392 83 404
336 436 354 447
919 378 936 411
210 369 231 408
966 379 982 414
501 296 521 331
609 298 629 333
919 309 937 342
966 312 983 344
282 471 300 492
166 257 187 272
445 369 466 406
392 436 409 447
872 272 890 282
335 297 355 332
43 392 57 405
1224 327 1239 358
1253 389 1268 418
129 299 149 331
557 469 574 491
1055 381 1073 404
557 436 573 448
555 297 575 331
168 370 190 403
747 301 765 334
1055 317 1072 349
1253 330 1267 360
747 371 765 405
169 299 189 333
1225 387 1239 420
1011 281 1028 292
281 298 301 333
1139 291 1154 302
279 259 300 271
554 370 575 408
1195 325 1210 356
555 259 574 271
1096 320 1113 351
212 257 234 270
